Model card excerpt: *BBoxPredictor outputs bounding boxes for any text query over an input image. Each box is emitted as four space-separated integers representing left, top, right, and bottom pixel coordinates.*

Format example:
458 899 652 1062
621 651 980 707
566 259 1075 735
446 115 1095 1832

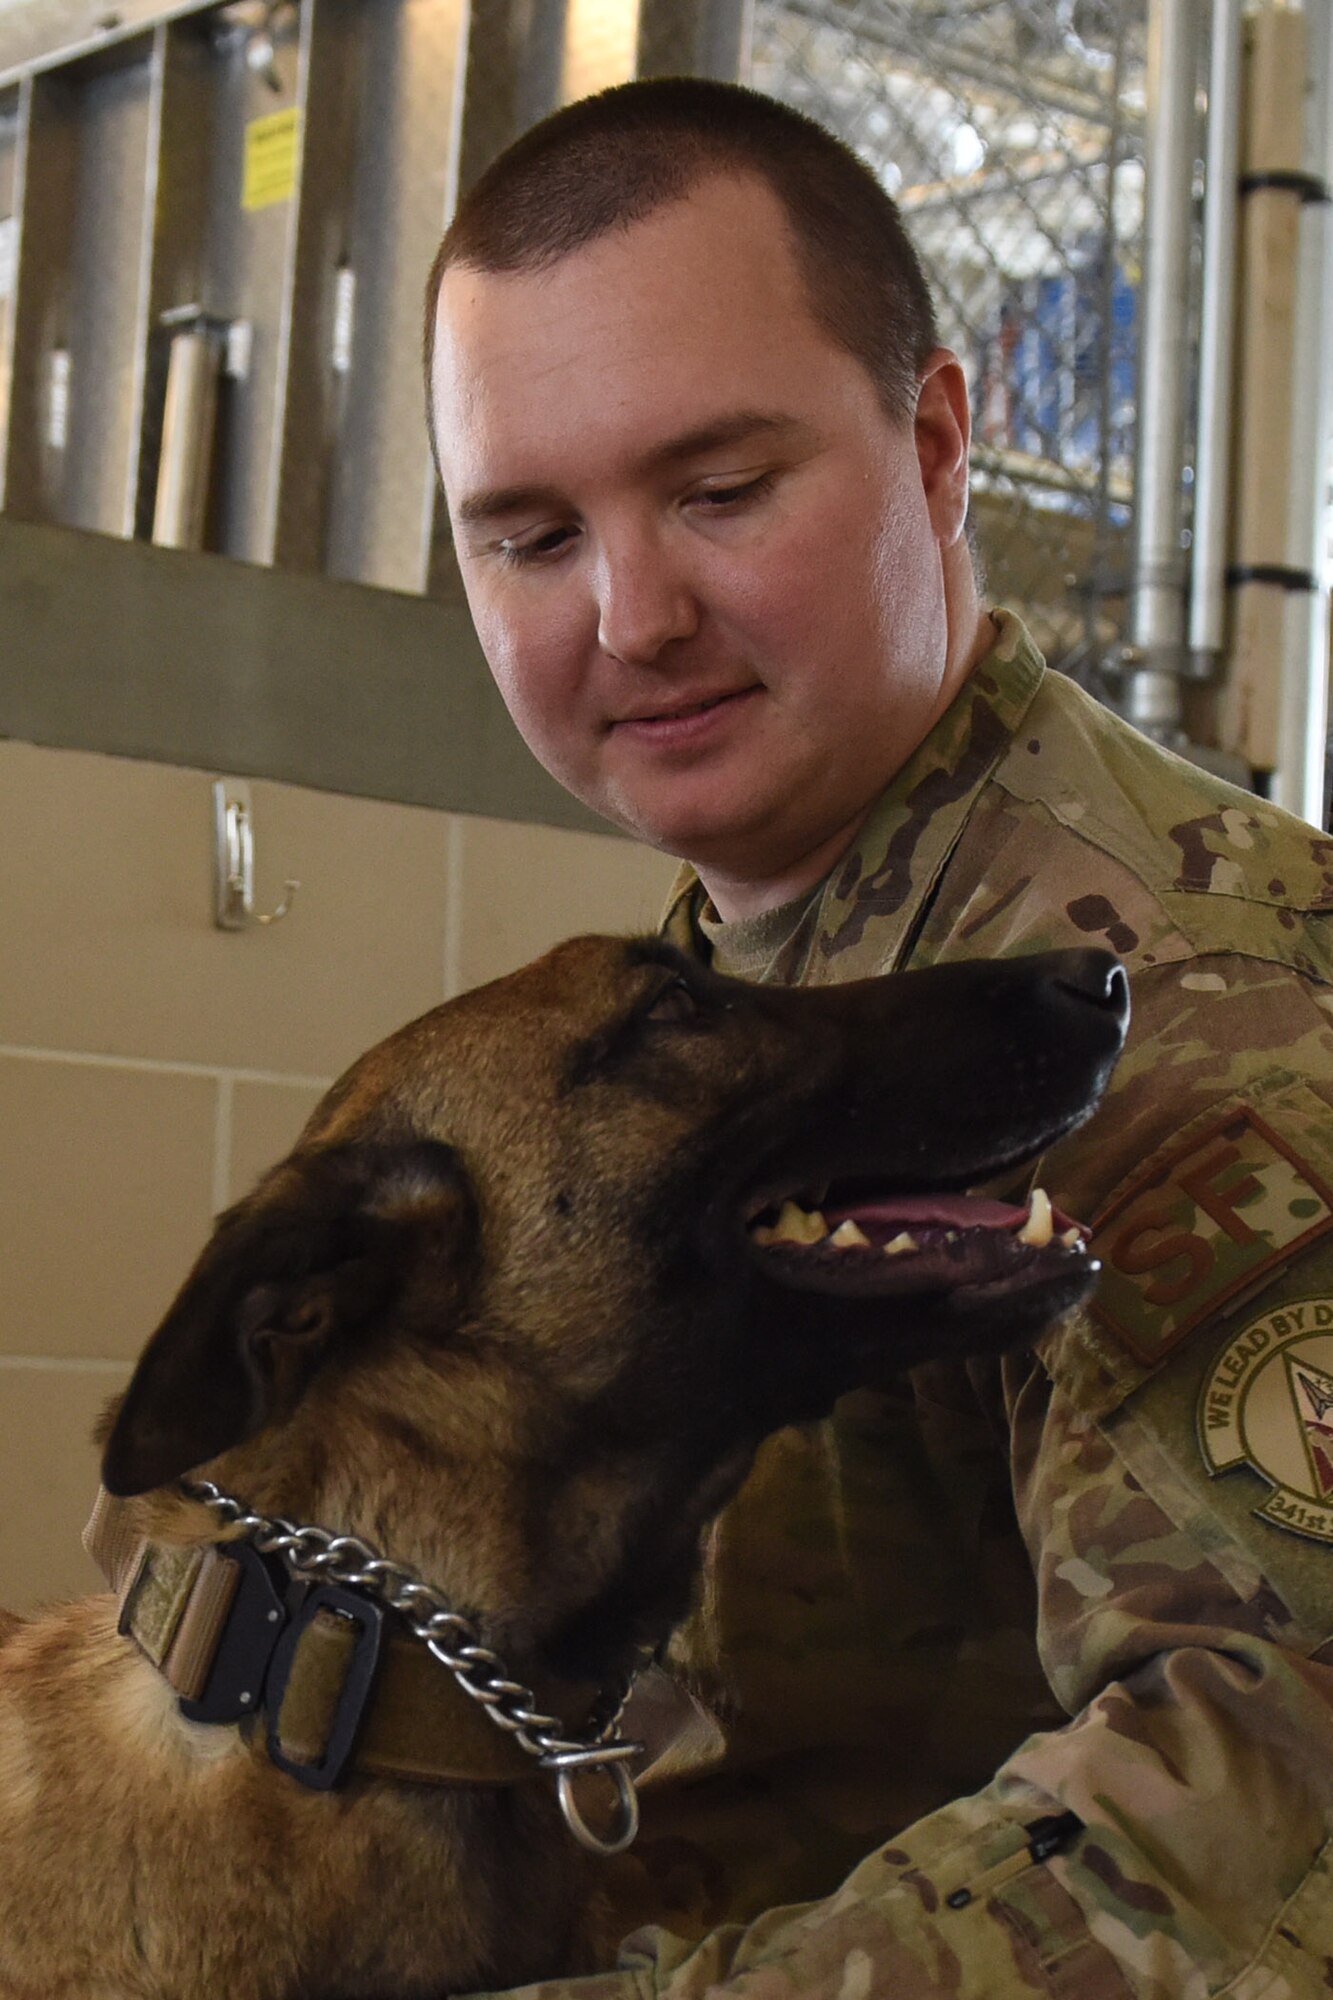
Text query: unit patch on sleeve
1199 1298 1333 1545
1089 1107 1333 1367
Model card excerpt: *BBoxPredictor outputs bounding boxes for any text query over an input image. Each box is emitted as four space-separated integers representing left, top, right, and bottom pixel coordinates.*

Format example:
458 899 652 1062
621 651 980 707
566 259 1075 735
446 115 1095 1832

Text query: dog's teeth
766 1200 829 1245
1016 1187 1054 1248
829 1219 871 1249
884 1231 918 1256
1060 1225 1086 1250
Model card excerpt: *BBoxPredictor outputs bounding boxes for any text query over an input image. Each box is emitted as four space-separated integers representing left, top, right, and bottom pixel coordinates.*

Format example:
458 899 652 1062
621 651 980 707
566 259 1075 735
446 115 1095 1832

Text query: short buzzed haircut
423 77 939 460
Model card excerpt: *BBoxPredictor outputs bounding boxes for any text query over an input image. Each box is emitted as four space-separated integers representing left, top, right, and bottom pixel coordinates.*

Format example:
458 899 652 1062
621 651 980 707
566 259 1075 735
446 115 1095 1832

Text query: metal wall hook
212 780 299 931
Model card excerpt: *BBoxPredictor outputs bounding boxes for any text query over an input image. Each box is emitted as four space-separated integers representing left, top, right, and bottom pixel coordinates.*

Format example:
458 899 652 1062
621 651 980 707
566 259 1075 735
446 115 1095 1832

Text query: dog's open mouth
746 1185 1090 1301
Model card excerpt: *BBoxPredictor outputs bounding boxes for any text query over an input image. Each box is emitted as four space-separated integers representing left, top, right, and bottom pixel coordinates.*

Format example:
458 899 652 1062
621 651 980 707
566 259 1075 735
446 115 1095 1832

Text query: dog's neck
85 1481 642 1841
102 1334 761 1716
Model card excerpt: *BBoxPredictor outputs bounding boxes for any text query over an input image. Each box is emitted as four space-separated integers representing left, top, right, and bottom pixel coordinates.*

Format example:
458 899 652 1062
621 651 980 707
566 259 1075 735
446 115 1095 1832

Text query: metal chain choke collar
180 1477 643 1855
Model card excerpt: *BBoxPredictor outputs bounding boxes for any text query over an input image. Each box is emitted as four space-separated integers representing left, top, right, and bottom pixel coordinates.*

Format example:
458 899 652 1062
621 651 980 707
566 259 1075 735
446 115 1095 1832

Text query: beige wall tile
0 1360 130 1613
228 1077 329 1207
453 816 679 993
0 742 452 1076
0 1056 216 1362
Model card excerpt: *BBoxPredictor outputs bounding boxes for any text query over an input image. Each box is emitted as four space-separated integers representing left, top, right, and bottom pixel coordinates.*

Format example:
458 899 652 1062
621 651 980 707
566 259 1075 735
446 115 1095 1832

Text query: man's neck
698 604 997 924
698 806 877 924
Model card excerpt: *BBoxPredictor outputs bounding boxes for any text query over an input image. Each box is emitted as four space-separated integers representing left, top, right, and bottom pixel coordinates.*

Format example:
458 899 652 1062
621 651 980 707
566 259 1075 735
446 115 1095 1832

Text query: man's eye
692 472 776 511
498 525 577 567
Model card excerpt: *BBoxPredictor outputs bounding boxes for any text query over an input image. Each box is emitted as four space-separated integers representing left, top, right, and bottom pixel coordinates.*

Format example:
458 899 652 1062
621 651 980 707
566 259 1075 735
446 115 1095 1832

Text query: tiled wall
0 739 677 1614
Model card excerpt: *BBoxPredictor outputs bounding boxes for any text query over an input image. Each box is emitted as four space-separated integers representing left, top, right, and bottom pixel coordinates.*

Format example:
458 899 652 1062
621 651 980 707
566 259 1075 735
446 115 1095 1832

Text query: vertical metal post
152 323 221 549
561 0 641 103
1124 0 1201 742
121 22 168 539
1273 0 1333 824
0 80 30 510
1188 0 1242 670
267 0 363 572
1224 3 1309 778
638 0 749 82
324 0 471 596
1 70 79 524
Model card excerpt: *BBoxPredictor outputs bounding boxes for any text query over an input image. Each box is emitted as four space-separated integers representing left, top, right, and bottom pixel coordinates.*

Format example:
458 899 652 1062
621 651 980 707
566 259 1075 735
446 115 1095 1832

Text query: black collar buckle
178 1542 288 1726
264 1583 387 1791
176 1544 386 1792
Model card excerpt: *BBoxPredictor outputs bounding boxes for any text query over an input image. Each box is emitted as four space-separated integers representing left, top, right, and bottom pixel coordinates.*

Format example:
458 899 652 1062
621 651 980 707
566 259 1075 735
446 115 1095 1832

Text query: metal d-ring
551 1752 642 1856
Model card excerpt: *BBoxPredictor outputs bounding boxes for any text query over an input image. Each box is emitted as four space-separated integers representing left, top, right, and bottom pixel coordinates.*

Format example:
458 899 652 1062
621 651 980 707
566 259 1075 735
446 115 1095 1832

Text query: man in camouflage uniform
426 76 1333 2000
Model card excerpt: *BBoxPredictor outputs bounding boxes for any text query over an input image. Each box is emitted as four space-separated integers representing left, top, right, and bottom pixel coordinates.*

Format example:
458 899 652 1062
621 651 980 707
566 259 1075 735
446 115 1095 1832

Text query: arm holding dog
476 624 1333 1998
486 1040 1333 2000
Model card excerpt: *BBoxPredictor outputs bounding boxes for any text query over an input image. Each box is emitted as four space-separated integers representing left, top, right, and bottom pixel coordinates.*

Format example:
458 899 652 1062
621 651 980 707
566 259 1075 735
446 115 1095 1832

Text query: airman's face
430 173 975 912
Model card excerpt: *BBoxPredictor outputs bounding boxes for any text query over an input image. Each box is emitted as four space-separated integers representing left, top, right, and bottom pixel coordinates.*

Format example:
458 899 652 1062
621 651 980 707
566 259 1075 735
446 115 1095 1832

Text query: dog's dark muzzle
1039 946 1131 1044
721 948 1130 1334
733 946 1130 1195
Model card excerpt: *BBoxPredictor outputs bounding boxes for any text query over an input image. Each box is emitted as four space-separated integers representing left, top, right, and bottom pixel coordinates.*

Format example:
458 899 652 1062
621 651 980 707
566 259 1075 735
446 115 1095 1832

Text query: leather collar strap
83 1488 597 1791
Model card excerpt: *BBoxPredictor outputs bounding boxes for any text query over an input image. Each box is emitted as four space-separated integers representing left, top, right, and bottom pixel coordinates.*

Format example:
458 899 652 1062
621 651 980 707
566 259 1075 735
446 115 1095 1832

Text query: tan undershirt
695 885 821 985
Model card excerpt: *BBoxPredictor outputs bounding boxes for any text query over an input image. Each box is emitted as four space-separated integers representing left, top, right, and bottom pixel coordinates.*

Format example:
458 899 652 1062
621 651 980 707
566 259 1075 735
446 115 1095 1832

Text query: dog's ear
100 1139 475 1497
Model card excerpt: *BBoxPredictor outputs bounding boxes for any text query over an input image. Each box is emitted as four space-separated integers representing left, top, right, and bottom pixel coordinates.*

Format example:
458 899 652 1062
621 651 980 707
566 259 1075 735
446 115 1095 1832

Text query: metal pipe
152 326 221 551
1273 0 1333 825
1088 4 1130 673
1188 0 1242 665
1125 0 1202 740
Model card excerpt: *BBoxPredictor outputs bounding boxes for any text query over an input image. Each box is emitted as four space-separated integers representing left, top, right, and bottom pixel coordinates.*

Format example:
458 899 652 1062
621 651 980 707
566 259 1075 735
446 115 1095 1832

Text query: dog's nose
1051 949 1130 1026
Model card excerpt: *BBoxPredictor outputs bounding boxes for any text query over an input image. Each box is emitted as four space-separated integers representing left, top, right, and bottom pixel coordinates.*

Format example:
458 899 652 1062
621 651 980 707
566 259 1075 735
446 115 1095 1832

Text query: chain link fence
748 0 1148 686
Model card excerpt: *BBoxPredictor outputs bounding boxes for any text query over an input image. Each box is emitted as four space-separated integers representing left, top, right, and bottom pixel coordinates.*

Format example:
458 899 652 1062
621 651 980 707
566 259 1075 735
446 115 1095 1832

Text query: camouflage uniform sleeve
472 953 1333 2000
475 1558 1333 2000
472 1654 1333 2000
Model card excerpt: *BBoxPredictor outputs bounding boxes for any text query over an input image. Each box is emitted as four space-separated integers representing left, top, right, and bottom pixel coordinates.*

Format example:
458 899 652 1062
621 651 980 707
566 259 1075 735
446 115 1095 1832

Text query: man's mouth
615 686 759 730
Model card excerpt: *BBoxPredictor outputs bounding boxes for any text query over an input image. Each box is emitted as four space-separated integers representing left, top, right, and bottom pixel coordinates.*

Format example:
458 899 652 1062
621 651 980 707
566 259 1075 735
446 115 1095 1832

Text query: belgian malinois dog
0 936 1126 2000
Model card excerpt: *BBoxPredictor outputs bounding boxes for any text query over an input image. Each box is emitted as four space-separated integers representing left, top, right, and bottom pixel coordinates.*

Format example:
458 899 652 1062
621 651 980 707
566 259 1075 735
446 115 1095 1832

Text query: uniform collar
663 610 1047 978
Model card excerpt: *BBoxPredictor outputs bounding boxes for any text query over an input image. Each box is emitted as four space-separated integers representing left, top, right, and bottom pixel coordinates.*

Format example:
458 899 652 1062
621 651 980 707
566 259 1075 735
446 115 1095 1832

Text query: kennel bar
1188 0 1242 672
1219 1 1317 785
1123 0 1200 745
322 0 468 593
1272 0 1333 824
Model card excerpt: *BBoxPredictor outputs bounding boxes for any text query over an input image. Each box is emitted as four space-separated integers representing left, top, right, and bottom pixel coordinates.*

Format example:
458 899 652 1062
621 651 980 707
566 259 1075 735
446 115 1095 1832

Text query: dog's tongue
826 1195 1027 1232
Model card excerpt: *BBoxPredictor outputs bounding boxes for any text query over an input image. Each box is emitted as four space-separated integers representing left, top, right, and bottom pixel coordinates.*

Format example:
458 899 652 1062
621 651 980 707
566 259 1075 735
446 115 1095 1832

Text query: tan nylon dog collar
84 1488 587 1789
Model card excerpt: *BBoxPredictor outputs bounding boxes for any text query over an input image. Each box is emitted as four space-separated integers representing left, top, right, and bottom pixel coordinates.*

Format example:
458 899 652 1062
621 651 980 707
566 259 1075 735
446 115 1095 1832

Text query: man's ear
914 347 971 546
100 1140 476 1498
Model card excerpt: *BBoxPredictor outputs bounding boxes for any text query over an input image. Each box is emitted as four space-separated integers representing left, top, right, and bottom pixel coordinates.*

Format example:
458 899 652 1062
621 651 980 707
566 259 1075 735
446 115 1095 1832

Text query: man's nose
593 535 699 665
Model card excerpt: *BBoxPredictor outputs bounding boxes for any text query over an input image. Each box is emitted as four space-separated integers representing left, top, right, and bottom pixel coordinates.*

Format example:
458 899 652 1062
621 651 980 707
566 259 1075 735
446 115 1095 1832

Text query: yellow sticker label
243 107 301 213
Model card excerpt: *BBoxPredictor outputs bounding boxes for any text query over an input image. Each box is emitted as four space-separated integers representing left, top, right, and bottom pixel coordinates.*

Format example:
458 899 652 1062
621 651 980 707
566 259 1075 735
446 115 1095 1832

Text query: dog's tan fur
0 936 1124 2000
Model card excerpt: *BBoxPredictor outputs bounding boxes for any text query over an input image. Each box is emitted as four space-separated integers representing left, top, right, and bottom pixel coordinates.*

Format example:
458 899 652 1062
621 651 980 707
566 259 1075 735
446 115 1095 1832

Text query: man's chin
597 798 834 912
574 764 760 861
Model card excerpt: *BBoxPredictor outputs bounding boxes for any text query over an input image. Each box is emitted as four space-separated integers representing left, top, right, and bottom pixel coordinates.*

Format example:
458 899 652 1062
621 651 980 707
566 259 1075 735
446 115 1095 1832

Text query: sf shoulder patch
1199 1298 1333 1544
1090 1105 1333 1366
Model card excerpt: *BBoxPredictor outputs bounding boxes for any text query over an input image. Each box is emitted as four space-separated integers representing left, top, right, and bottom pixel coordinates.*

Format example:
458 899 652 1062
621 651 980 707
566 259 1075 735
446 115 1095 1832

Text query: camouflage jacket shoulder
664 610 1333 987
981 636 1333 980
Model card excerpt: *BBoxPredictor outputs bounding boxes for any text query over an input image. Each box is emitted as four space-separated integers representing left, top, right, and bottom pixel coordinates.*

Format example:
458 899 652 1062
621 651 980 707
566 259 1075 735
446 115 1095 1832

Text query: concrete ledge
0 515 609 834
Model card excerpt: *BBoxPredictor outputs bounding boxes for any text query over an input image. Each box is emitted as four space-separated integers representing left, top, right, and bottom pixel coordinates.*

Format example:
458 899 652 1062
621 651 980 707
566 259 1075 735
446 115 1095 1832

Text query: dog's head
99 938 1126 1676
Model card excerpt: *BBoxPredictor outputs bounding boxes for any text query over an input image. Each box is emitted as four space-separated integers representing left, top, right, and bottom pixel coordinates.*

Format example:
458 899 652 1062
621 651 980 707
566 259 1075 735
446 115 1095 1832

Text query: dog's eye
644 976 699 1026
